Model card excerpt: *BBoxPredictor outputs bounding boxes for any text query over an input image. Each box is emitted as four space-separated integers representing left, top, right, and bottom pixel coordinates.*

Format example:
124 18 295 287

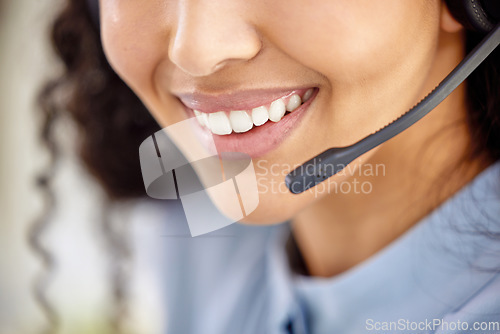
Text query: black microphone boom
285 25 500 194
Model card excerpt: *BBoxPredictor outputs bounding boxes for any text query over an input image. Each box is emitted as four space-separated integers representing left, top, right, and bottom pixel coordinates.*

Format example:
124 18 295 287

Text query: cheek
259 0 435 82
100 1 169 103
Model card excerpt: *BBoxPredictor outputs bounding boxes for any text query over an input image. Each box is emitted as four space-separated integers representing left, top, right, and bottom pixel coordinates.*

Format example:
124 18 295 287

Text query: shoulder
408 160 500 333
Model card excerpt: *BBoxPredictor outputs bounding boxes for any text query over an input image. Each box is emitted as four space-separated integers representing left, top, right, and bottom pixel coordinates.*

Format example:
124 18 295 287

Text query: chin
235 190 321 225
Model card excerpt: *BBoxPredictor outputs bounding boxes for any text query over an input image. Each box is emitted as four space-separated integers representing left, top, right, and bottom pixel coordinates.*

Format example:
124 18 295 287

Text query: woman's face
100 0 441 223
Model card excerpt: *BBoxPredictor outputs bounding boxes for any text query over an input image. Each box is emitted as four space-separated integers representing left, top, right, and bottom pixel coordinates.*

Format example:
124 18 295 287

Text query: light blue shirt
153 161 500 334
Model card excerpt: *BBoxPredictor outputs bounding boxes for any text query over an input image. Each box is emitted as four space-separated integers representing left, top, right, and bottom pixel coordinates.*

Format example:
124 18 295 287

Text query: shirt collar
265 161 500 334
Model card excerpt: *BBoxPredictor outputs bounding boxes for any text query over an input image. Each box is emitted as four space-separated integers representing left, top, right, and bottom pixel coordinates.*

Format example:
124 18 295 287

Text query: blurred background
0 0 167 333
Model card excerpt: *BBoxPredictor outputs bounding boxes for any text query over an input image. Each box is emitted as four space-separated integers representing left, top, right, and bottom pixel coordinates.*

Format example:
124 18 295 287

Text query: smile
177 87 318 158
191 88 314 135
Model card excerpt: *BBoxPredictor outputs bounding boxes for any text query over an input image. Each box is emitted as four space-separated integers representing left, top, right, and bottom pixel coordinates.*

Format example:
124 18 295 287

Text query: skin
100 0 489 276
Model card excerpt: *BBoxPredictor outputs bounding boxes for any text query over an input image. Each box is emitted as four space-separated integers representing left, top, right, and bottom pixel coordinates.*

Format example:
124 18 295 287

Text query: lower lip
184 88 318 158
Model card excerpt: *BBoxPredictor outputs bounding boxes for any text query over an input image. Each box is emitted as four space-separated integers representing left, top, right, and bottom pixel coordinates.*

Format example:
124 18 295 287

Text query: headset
85 0 500 195
285 0 500 194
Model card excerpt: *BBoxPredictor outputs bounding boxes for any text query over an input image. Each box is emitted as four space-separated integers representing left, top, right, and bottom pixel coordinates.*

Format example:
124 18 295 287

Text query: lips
177 87 319 158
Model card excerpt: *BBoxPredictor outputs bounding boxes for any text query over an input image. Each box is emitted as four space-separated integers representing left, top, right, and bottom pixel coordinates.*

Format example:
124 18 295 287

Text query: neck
290 32 490 278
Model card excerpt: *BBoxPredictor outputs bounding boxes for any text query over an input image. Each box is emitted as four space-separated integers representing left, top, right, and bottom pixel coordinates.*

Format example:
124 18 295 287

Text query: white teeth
193 110 206 126
193 89 314 135
286 94 302 112
303 88 314 103
208 111 232 135
230 110 253 133
269 99 286 122
251 106 269 126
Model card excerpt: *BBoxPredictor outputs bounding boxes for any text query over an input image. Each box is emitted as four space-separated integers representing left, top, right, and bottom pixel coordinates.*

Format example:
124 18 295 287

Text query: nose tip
168 10 262 77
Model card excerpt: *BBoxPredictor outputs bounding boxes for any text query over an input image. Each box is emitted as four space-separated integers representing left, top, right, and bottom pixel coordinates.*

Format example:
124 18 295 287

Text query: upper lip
176 87 313 113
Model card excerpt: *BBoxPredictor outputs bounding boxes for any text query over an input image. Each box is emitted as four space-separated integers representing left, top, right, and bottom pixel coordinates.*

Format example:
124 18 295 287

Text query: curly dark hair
34 0 499 333
33 1 160 332
39 0 161 201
